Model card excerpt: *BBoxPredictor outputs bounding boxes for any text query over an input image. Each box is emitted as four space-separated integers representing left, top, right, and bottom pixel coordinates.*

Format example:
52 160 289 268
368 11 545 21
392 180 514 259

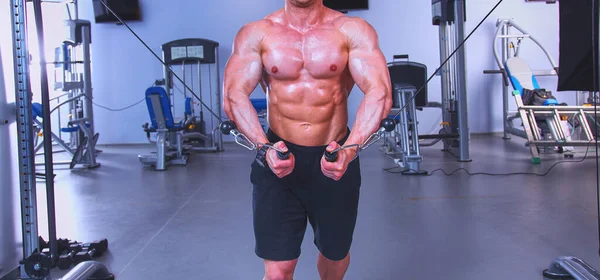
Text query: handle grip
324 151 338 162
277 151 290 160
393 54 409 60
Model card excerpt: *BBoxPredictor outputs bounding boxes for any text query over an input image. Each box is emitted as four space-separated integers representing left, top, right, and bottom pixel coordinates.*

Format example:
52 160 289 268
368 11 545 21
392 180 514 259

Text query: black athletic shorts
250 128 361 262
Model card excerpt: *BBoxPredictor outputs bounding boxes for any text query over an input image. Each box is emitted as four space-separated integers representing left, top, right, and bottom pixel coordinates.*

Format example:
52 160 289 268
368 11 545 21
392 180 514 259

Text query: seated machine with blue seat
31 101 99 169
139 38 225 171
485 18 600 163
139 86 193 171
504 56 596 163
504 57 559 105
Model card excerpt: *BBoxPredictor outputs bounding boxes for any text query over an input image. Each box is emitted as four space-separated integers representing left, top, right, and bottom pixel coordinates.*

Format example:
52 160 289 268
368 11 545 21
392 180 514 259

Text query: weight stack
557 0 600 92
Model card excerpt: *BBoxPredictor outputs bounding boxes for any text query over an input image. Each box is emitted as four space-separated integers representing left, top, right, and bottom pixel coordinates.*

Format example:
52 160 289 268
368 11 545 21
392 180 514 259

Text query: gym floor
22 134 600 279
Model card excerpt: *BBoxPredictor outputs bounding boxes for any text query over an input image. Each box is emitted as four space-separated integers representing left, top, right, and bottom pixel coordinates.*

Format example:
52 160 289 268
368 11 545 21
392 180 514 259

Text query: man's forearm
346 89 391 148
224 91 269 145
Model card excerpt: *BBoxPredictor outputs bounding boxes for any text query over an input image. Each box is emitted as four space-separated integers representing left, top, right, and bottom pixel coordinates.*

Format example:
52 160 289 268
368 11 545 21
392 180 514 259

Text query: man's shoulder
334 16 372 32
239 18 273 33
235 19 275 45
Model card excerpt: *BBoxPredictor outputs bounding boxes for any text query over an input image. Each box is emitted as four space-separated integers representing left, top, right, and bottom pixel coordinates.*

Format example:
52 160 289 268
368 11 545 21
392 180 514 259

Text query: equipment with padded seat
383 55 428 175
505 58 559 106
503 57 597 163
139 86 189 171
31 101 99 169
162 38 222 153
139 38 224 170
485 19 598 163
29 17 100 170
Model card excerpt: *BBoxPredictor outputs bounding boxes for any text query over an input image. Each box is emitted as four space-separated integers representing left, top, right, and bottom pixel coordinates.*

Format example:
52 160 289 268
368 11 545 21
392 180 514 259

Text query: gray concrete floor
26 135 600 279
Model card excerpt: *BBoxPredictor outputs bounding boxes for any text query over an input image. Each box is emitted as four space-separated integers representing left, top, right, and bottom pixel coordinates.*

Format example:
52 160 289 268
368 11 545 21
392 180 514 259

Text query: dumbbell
73 239 109 264
38 236 76 255
57 244 82 270
84 238 108 253
73 248 99 264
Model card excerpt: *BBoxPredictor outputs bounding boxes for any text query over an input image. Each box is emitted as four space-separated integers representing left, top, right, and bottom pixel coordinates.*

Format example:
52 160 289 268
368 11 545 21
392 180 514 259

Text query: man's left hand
321 141 357 181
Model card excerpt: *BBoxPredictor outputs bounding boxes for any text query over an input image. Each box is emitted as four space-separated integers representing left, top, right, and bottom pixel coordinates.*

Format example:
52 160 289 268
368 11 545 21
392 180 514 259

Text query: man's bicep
346 19 390 95
224 24 264 97
348 48 389 94
224 53 263 95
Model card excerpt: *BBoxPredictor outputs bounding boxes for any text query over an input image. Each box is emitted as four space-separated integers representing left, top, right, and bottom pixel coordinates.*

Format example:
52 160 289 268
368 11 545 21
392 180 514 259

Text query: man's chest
261 27 349 79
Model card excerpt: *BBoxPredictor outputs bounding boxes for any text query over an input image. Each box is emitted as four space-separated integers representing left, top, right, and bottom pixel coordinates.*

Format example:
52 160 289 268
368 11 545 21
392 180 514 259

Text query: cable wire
384 141 596 177
92 98 145 112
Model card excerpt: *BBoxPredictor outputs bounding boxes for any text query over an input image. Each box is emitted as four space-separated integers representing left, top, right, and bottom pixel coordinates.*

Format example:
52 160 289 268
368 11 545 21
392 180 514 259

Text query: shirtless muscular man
223 0 392 279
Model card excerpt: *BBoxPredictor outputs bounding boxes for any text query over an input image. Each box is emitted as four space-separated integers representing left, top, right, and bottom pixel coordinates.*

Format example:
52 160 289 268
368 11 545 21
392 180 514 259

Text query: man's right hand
266 141 295 178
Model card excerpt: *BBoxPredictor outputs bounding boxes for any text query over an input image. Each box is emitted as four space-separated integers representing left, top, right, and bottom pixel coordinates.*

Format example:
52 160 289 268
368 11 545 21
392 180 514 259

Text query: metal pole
596 0 600 258
215 47 224 151
32 0 59 262
454 0 471 162
81 22 99 167
450 23 457 107
438 22 451 151
74 0 79 20
501 22 510 140
10 0 40 271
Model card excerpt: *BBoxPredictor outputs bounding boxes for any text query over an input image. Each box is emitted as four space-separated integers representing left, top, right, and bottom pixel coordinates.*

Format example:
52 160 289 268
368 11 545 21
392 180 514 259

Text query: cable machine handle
393 54 409 61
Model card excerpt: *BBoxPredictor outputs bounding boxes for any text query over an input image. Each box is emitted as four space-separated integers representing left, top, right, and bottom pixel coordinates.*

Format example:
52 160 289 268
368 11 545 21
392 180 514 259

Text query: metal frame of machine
139 38 224 171
431 0 471 162
29 2 100 169
383 55 428 175
381 0 473 173
485 18 599 163
385 84 427 175
9 0 112 278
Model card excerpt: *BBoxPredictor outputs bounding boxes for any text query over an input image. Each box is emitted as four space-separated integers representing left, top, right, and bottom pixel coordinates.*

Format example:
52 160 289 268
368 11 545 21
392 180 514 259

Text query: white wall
0 3 22 276
2 0 568 145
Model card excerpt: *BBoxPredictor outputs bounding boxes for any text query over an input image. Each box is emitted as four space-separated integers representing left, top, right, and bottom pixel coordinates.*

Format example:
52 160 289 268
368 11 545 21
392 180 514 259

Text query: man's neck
284 2 325 31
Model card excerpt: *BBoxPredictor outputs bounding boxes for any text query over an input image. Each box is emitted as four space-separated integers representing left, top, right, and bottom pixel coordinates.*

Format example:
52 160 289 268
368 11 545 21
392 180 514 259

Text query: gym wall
0 3 22 279
0 0 569 145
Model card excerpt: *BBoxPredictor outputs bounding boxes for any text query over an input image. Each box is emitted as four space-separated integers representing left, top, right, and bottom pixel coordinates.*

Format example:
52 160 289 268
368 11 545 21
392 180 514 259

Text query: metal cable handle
219 120 290 160
324 118 397 162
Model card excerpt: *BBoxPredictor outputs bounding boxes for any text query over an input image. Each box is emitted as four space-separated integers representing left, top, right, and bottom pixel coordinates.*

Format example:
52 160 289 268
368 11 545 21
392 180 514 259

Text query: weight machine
383 55 428 175
9 0 112 278
431 0 472 162
31 0 100 169
484 18 599 163
381 0 472 173
139 38 224 171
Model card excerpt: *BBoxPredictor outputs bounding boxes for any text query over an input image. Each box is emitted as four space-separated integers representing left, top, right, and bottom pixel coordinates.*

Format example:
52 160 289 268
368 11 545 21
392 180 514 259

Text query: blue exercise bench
504 57 579 163
139 86 189 170
505 57 558 106
31 102 99 169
